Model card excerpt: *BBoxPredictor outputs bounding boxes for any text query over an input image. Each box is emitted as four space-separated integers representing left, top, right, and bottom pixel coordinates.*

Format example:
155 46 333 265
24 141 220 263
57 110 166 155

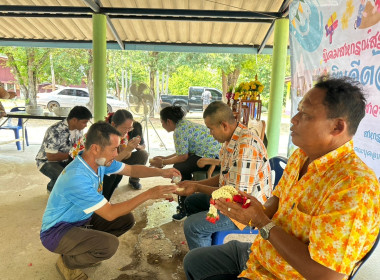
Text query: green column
93 14 107 122
266 18 289 158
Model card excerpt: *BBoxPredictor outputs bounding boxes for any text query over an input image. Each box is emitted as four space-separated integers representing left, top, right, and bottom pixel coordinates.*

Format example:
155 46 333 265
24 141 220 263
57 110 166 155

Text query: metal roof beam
0 12 273 23
82 0 100 13
101 8 282 19
0 38 281 55
0 13 92 18
82 0 124 50
106 17 124 50
258 21 276 54
0 5 92 14
108 15 273 23
0 6 281 21
257 0 291 54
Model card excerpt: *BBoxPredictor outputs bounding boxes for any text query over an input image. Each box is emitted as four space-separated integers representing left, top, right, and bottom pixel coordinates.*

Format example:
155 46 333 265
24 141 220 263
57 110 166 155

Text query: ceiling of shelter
0 0 290 53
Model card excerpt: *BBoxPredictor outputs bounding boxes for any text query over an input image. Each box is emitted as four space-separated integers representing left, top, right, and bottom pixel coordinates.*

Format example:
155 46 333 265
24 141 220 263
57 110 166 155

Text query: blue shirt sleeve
104 160 124 175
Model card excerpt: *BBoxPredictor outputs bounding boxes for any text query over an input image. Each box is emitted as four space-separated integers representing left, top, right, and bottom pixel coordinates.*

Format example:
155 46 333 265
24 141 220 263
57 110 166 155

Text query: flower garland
105 112 114 123
206 185 251 224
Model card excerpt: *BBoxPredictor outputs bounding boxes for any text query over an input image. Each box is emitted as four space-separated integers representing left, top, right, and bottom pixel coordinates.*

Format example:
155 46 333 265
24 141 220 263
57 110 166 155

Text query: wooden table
0 112 66 151
238 99 262 125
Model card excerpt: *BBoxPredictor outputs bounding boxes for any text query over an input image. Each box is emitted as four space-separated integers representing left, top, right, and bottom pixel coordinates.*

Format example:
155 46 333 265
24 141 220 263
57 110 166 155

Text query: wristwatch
259 221 276 240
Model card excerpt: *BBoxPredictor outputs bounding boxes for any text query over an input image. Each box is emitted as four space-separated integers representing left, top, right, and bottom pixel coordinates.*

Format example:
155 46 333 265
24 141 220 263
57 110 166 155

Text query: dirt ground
0 112 294 280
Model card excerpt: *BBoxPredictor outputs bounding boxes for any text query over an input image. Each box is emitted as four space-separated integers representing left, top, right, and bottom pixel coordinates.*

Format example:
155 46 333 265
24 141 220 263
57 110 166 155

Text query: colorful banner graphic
289 0 380 178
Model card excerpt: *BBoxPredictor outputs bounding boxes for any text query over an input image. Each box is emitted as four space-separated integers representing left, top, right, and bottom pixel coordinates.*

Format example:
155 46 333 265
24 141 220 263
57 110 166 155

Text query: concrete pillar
93 14 107 122
266 18 289 158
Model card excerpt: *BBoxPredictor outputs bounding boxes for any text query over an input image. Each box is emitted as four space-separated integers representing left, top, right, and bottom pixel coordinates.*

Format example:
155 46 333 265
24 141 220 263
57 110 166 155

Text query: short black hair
314 76 366 135
67 106 92 121
203 101 235 125
110 109 133 126
160 106 185 124
85 121 121 150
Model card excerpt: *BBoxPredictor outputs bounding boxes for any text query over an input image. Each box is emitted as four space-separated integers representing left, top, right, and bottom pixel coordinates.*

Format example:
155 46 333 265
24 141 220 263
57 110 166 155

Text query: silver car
37 87 127 113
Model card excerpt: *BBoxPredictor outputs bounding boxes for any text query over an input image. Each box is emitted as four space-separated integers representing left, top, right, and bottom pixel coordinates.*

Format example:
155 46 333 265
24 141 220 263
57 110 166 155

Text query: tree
208 53 251 100
41 49 91 87
0 47 51 106
169 65 219 95
41 48 93 110
239 55 291 108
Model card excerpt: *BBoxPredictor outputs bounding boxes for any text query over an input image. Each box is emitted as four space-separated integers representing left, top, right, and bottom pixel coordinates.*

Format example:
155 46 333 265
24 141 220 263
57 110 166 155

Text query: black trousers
173 154 209 181
174 154 215 213
122 149 149 183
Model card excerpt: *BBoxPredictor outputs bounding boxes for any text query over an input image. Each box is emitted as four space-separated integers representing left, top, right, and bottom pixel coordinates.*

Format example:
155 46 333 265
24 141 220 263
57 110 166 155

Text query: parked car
160 86 222 112
37 87 127 113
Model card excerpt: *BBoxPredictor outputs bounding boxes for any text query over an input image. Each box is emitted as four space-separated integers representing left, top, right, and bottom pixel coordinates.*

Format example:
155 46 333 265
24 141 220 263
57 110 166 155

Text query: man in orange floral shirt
184 76 380 280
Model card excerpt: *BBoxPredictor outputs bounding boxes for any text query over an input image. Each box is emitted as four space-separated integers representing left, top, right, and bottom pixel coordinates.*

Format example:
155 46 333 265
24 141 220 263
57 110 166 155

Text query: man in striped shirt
174 101 272 249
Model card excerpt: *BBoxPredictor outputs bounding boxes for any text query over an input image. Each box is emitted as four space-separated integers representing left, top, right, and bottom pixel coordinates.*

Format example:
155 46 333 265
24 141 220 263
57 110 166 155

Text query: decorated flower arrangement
234 75 264 101
206 185 251 224
225 85 234 102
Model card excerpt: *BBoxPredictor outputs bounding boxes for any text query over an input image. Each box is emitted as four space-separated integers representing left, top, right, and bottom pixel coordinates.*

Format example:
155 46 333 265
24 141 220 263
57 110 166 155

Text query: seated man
184 76 380 279
172 101 272 249
40 121 180 280
35 106 92 192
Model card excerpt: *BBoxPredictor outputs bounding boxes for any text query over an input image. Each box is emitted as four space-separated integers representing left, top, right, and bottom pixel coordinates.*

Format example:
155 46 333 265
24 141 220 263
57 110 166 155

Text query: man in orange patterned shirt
184 76 380 280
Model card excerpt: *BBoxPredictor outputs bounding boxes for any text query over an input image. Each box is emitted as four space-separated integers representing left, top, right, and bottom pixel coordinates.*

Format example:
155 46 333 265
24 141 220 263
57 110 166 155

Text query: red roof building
0 56 20 97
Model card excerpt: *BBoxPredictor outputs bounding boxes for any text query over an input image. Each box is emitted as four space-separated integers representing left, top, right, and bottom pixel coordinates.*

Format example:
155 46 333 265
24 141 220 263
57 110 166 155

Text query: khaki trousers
54 212 135 269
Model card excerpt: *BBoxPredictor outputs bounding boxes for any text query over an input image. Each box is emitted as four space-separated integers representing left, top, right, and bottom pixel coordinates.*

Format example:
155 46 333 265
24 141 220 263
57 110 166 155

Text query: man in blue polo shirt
40 121 180 280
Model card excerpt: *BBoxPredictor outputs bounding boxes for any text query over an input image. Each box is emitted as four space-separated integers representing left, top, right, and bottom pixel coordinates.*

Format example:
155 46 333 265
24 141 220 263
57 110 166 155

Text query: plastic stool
212 229 259 245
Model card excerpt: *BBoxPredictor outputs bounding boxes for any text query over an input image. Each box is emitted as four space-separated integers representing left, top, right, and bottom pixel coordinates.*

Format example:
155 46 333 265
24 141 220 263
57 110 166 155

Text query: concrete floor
0 115 190 280
0 112 378 279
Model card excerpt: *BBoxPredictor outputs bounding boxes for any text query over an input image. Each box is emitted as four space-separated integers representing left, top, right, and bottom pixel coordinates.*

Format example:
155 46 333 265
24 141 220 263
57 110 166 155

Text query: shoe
129 181 142 190
172 211 187 222
56 255 88 280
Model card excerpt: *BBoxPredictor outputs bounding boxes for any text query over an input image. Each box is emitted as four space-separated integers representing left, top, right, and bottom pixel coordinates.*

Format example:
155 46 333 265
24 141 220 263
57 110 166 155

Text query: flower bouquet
234 75 264 101
225 85 234 106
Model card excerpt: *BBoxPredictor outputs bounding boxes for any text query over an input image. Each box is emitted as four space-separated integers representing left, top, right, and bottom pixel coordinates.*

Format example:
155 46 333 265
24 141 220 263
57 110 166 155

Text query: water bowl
53 107 71 117
26 105 43 116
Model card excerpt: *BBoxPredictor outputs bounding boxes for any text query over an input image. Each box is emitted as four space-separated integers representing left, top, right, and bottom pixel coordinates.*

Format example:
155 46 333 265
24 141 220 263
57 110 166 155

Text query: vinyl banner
289 0 380 178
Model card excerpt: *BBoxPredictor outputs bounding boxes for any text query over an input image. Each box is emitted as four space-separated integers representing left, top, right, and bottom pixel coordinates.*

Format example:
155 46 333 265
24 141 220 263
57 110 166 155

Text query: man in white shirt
201 89 212 111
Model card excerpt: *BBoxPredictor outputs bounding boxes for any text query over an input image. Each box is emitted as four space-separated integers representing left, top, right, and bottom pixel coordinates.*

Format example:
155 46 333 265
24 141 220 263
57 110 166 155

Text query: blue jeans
184 210 241 250
184 240 251 280
39 161 69 191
